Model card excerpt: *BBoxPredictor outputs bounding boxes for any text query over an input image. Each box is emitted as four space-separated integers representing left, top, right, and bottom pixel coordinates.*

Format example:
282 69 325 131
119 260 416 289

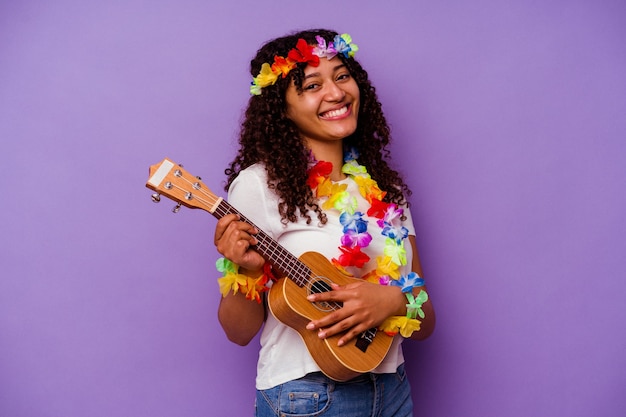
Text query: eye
336 72 351 82
304 83 320 91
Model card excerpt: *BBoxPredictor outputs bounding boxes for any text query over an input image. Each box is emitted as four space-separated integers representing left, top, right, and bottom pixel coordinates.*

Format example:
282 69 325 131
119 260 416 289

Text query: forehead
303 56 345 77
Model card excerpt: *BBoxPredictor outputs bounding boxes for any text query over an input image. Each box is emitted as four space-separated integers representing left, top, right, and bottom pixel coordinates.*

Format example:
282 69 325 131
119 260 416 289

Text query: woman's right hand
214 213 265 273
215 213 267 346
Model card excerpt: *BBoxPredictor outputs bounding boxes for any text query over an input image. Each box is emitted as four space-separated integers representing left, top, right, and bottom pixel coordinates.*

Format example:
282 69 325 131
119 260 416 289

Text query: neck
307 141 346 181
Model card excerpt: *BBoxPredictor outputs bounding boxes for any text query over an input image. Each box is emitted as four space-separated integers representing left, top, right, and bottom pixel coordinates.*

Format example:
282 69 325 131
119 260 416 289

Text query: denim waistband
302 363 405 385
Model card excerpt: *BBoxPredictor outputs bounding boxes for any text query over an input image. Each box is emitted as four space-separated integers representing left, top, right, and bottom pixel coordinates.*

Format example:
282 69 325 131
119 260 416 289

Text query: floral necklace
306 149 422 289
216 149 428 338
306 150 427 337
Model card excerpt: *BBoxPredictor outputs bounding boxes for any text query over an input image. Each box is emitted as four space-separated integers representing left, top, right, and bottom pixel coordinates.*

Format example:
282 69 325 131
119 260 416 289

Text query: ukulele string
169 174 220 210
210 194 342 312
208 197 314 289
174 173 342 312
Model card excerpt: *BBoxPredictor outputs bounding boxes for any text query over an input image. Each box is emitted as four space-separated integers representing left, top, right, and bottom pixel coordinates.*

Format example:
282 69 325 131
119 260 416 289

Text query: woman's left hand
305 280 405 346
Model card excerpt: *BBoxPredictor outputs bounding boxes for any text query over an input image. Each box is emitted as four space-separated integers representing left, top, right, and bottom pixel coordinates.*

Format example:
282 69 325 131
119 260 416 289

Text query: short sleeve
227 164 282 239
402 204 416 236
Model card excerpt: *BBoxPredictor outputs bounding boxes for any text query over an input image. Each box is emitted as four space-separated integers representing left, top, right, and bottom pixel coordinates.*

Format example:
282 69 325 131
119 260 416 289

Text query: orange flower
271 56 296 78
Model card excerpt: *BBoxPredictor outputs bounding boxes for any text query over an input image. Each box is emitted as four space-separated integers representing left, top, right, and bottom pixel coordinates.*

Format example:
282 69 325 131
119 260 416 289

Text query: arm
218 289 265 346
215 213 267 346
305 235 435 344
406 235 435 340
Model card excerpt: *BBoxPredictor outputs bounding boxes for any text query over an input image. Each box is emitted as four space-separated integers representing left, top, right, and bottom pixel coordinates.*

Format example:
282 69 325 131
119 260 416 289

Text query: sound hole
307 277 340 312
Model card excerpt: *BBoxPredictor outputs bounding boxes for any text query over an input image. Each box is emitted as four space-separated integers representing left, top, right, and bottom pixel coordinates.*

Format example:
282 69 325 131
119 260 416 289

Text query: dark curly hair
225 29 411 225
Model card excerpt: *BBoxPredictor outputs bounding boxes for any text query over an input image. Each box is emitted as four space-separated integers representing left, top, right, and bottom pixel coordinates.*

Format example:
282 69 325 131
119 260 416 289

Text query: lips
319 104 351 120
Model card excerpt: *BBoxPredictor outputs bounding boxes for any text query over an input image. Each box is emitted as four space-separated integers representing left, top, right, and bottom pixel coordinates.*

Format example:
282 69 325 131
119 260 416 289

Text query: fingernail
337 339 345 347
306 323 315 330
318 330 326 339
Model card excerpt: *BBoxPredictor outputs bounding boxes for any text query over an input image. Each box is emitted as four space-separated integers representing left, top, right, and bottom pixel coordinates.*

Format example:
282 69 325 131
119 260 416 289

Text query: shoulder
228 164 269 198
228 164 282 236
231 163 268 183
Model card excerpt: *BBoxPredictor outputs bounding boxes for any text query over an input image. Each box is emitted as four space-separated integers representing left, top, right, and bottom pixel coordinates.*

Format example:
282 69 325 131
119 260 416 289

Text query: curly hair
224 29 411 225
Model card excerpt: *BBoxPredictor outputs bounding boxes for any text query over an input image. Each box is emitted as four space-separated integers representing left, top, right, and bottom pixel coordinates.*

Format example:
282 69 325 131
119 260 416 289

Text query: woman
214 29 435 417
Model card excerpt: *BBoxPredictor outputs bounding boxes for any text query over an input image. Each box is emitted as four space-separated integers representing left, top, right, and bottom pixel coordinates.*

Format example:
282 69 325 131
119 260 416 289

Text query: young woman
213 29 435 417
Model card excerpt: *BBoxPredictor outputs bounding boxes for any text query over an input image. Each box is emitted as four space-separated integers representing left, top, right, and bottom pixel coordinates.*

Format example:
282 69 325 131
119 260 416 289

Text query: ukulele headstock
146 158 221 214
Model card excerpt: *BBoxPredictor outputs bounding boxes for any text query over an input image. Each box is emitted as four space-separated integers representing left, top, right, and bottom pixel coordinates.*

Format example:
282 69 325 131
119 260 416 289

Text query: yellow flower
375 255 401 279
317 177 337 198
353 175 385 202
399 317 421 337
254 63 279 88
379 316 421 338
244 276 262 303
217 273 249 297
322 184 349 210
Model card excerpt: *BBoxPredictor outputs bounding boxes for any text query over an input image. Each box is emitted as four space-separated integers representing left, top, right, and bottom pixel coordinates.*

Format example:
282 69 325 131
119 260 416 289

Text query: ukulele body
267 251 394 382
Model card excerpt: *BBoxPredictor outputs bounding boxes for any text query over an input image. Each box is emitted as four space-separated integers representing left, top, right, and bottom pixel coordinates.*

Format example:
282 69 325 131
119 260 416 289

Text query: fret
214 200 310 287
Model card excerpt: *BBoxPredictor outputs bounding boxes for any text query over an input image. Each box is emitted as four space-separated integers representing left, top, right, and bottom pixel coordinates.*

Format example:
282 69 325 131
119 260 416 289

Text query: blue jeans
255 364 413 417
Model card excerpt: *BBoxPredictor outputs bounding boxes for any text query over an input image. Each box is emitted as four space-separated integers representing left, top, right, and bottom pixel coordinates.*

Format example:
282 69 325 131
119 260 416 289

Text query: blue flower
333 34 359 58
390 272 425 293
343 147 360 162
340 211 368 233
381 224 409 243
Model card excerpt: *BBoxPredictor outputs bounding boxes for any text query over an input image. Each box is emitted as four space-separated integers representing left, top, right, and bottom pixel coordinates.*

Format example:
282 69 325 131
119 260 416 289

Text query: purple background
1 1 625 416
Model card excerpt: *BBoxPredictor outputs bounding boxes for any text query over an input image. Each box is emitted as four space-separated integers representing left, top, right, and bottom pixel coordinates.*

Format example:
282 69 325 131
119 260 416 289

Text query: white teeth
321 106 348 118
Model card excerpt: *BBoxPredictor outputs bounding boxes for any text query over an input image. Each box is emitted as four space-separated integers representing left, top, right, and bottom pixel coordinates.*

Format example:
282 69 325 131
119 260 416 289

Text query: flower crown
250 33 358 95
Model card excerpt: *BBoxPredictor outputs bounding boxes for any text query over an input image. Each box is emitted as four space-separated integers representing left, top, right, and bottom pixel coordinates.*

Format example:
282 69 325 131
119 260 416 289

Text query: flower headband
250 33 358 95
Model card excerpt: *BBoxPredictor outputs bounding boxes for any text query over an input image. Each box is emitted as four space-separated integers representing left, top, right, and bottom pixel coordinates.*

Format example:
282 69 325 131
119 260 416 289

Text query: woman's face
285 56 360 148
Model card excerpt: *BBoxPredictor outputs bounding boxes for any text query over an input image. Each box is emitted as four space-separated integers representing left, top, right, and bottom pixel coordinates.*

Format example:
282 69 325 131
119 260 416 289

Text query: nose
324 81 346 101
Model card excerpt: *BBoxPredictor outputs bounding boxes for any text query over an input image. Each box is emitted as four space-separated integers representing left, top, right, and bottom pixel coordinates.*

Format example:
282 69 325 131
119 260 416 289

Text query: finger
336 325 371 347
305 307 349 332
322 314 377 346
316 317 368 347
306 287 347 303
217 221 258 250
214 214 240 244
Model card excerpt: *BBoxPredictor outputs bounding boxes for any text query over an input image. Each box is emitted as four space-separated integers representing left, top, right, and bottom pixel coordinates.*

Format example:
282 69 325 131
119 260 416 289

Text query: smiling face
285 56 360 151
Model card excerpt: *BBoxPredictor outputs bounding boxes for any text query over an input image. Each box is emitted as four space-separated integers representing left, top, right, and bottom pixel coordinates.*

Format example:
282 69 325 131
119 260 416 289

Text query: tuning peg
172 202 182 213
151 193 161 203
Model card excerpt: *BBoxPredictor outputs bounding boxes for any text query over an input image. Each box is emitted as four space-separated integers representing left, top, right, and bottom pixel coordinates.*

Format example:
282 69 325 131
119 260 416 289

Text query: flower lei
307 149 428 337
250 34 358 95
216 257 277 303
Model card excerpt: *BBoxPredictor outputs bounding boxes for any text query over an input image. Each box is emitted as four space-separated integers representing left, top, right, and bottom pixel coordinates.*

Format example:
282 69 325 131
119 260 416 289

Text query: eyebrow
304 64 347 79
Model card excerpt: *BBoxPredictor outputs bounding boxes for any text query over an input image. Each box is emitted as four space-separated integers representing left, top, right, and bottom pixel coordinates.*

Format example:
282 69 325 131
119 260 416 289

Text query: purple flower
341 229 372 248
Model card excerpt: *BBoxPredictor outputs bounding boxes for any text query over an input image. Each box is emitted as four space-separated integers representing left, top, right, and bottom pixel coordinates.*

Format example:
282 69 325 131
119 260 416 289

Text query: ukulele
146 158 394 381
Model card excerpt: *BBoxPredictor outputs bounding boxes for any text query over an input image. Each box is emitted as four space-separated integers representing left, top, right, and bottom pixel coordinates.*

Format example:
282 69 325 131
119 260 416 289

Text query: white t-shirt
228 163 416 390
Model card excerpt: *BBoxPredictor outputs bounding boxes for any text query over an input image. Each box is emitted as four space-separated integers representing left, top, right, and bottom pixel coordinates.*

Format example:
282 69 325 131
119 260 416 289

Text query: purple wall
1 1 625 416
